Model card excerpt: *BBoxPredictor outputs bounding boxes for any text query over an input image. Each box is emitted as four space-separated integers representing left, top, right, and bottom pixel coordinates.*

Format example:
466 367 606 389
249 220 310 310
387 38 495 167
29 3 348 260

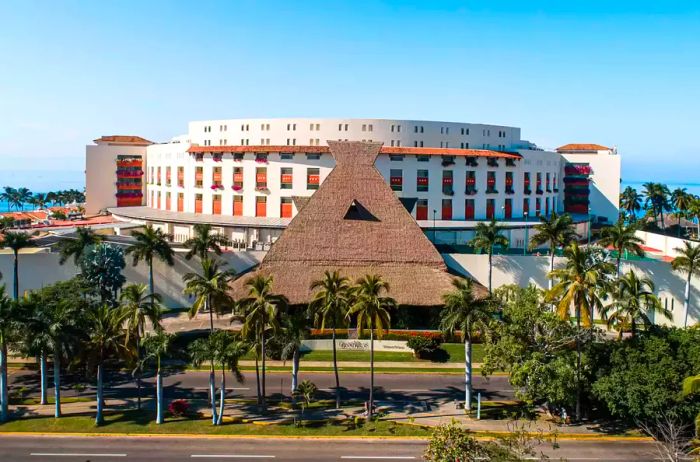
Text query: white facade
86 118 621 243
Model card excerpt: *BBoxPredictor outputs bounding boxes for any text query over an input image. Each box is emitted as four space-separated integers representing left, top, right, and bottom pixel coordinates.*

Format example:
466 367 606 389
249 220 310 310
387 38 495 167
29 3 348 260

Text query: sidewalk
237 360 474 369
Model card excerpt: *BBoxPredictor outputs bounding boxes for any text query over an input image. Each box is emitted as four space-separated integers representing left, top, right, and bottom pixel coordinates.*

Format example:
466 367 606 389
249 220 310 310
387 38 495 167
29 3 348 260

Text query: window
307 168 320 190
255 153 268 163
165 167 171 186
212 194 222 215
256 167 267 190
194 193 203 213
417 169 429 192
465 199 475 220
280 153 294 160
546 173 551 192
417 155 429 162
466 171 476 195
280 167 293 189
177 192 184 212
504 198 512 219
255 196 267 217
390 169 402 191
212 166 222 189
523 172 531 194
306 153 321 160
441 199 452 220
195 166 203 188
442 170 454 195
505 171 514 193
416 199 428 220
280 197 293 218
177 167 184 187
156 167 161 185
535 198 542 216
368 124 373 132
389 154 404 161
233 195 243 216
486 171 497 193
362 124 367 132
486 199 495 220
536 173 543 194
545 197 550 216
233 167 244 191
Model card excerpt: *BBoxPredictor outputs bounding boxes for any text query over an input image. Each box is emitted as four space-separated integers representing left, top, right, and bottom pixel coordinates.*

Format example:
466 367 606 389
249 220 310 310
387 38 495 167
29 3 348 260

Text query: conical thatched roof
230 141 484 306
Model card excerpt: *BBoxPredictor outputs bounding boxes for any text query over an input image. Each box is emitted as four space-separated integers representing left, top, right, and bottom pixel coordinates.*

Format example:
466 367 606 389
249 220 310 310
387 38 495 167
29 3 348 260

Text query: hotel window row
148 191 295 219
414 197 554 221
386 169 556 195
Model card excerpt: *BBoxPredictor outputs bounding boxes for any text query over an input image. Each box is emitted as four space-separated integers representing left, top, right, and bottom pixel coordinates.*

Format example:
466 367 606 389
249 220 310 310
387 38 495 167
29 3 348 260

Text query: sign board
300 339 412 353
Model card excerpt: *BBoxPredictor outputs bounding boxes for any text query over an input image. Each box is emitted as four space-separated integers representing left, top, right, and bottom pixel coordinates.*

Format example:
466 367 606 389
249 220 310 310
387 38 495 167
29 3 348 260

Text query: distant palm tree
1 187 17 211
141 331 172 424
84 304 130 426
0 231 35 299
237 275 285 413
183 223 228 260
547 242 614 421
619 186 642 221
529 211 576 289
309 270 352 409
120 283 163 410
0 286 14 422
126 225 175 296
470 219 509 294
643 182 671 230
279 308 312 397
598 219 645 276
604 270 671 337
348 274 395 418
440 278 492 410
30 193 49 210
671 241 700 327
16 188 32 211
56 227 104 265
671 188 692 237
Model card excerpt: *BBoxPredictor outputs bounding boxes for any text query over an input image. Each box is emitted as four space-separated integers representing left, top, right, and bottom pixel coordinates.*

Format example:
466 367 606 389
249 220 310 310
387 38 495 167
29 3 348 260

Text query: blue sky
1 0 699 191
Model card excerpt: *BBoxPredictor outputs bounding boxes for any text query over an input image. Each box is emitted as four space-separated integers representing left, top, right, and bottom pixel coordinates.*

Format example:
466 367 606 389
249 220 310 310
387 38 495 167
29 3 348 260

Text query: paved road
0 435 660 461
9 369 513 403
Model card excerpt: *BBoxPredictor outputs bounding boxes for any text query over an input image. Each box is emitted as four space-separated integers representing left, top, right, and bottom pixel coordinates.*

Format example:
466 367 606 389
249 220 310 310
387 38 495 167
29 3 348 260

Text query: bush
407 336 442 358
168 399 189 417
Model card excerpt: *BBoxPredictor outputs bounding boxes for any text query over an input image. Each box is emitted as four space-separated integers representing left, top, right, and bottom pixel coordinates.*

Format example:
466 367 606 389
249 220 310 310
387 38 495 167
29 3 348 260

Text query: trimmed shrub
168 399 189 417
407 336 442 359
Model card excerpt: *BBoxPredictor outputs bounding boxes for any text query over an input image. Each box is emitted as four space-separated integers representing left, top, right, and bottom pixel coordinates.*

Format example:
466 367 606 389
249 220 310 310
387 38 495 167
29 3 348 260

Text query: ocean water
621 181 700 197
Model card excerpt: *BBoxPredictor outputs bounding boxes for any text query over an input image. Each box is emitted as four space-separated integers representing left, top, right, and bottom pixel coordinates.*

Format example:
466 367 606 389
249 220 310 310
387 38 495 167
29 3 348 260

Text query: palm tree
183 258 236 331
183 223 228 260
598 219 645 276
671 188 692 237
0 286 15 422
16 188 31 211
56 227 104 265
0 231 35 299
309 270 352 409
347 274 395 418
30 193 48 210
126 225 175 297
1 187 18 211
619 186 642 221
190 330 246 425
470 219 509 294
547 242 614 421
671 242 700 328
279 308 312 397
141 331 172 424
440 278 492 410
237 275 285 412
84 304 130 425
603 270 671 337
529 211 576 289
120 283 163 410
18 292 51 405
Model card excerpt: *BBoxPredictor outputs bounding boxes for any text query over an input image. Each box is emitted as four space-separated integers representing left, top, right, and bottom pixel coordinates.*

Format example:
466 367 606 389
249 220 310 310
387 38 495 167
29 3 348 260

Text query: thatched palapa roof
230 141 485 306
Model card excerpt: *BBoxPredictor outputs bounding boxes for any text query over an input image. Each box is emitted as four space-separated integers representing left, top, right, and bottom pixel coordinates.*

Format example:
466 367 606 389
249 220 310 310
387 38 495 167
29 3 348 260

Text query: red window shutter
233 199 243 216
442 205 452 220
212 197 221 215
256 200 267 217
195 199 202 213
280 202 292 218
177 196 184 212
416 205 428 220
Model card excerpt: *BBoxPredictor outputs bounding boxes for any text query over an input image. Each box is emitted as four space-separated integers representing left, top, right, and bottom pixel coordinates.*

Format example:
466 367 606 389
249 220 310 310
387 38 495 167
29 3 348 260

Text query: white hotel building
85 118 621 248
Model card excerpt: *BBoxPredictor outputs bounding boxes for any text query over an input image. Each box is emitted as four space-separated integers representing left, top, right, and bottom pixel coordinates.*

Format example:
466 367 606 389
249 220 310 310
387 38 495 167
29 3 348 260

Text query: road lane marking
340 457 416 460
191 455 275 459
31 453 127 457
192 387 251 391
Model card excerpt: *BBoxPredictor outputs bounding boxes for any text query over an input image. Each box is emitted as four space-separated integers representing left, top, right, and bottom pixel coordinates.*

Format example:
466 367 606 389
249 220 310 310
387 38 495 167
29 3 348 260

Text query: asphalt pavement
0 435 661 461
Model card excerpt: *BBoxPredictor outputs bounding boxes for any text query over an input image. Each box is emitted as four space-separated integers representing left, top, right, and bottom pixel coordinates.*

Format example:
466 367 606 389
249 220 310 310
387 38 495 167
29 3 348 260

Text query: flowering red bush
168 399 189 417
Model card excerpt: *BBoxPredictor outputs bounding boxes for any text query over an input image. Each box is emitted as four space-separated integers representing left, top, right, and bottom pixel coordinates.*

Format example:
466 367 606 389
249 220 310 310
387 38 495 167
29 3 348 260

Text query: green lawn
0 410 432 437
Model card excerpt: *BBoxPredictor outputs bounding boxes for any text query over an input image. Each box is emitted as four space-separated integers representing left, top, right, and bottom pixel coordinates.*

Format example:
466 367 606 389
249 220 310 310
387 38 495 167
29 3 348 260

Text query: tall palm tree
120 283 163 410
279 308 312 396
190 330 246 425
619 186 642 221
1 187 18 211
547 242 614 421
470 219 509 294
84 304 130 425
347 274 395 418
18 292 51 405
671 188 692 237
603 270 671 337
0 286 15 422
440 278 492 410
671 242 700 328
598 219 645 276
183 223 229 260
30 193 49 210
16 188 32 211
126 225 175 297
141 331 172 424
309 270 352 409
0 231 35 299
529 211 576 289
56 227 104 265
237 275 285 413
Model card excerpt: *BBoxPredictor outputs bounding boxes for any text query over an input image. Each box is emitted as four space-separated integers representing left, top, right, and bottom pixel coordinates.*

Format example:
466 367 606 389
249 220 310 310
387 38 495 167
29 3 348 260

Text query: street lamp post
587 207 592 245
432 209 437 243
523 211 529 256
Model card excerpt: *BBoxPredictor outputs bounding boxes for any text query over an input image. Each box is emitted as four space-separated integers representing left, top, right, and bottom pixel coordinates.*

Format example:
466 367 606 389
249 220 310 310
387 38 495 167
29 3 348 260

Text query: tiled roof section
187 144 522 159
292 196 310 212
229 141 486 306
94 135 154 146
556 143 611 152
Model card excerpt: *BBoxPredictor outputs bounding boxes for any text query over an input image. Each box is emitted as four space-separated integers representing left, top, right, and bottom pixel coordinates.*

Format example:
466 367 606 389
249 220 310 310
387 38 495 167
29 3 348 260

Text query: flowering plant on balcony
232 185 243 192
255 186 270 193
255 157 268 164
465 188 477 195
487 158 499 167
212 154 223 162
210 184 224 190
536 189 544 195
466 158 478 167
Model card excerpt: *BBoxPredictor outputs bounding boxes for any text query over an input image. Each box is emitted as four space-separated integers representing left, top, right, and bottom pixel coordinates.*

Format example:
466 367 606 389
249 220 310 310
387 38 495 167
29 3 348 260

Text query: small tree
470 219 509 294
56 227 103 266
183 223 228 260
671 241 700 328
79 243 126 304
598 219 645 276
293 380 317 422
0 231 35 300
529 211 576 290
126 224 175 298
141 331 172 424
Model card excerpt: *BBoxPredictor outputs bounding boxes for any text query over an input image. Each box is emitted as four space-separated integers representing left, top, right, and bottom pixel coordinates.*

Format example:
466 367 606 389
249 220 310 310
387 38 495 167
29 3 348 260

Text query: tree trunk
616 251 622 277
216 367 225 426
291 348 299 394
13 250 19 300
54 345 61 418
368 328 374 419
0 341 8 422
261 327 267 412
135 332 142 411
156 360 164 424
464 336 472 411
549 247 555 290
148 257 155 300
39 351 48 405
575 307 582 422
254 355 261 407
332 326 341 409
684 275 691 328
96 363 104 426
488 250 493 294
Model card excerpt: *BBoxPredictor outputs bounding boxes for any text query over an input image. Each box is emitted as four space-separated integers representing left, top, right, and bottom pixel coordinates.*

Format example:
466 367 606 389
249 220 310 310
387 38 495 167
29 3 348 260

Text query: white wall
635 230 692 258
444 253 698 327
85 144 147 215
